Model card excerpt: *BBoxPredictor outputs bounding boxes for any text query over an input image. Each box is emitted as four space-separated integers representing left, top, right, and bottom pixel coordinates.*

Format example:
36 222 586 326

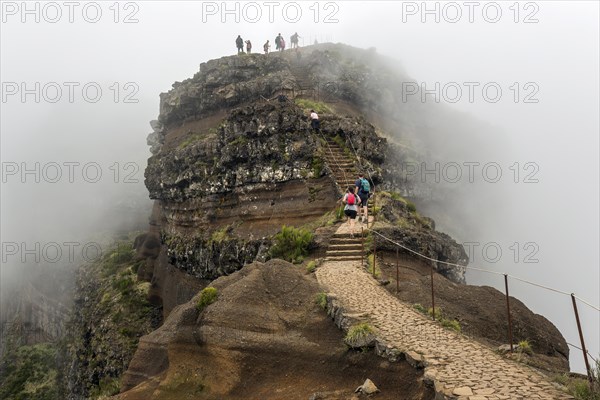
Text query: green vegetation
367 254 381 278
306 261 317 273
345 323 375 343
412 305 462 333
58 236 160 399
88 377 121 399
0 343 59 400
518 340 533 355
102 242 135 276
196 287 218 311
315 292 328 310
413 303 428 314
553 359 600 400
295 98 331 114
269 225 314 264
311 156 324 177
389 191 402 201
210 225 231 243
178 132 208 149
385 191 416 212
427 307 461 333
335 205 345 221
229 134 249 146
160 371 206 396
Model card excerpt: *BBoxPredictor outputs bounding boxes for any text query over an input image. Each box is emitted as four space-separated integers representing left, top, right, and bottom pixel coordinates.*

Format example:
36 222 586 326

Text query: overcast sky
1 1 598 373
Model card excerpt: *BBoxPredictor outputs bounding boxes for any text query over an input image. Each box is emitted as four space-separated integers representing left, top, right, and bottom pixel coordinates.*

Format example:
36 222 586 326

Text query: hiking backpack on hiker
360 178 370 194
346 193 356 205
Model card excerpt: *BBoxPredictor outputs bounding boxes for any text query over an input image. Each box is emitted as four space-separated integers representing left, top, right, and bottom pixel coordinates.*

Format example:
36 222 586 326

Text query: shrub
196 287 218 311
306 261 317 273
406 200 417 213
518 340 533 355
413 303 427 314
210 226 230 243
441 319 462 333
269 225 314 263
315 292 327 310
428 307 443 321
345 323 375 343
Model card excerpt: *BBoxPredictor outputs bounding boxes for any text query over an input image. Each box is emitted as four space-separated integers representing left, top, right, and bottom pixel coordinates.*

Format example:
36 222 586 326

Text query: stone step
326 248 363 254
324 255 363 262
329 237 362 243
332 232 365 239
328 244 363 250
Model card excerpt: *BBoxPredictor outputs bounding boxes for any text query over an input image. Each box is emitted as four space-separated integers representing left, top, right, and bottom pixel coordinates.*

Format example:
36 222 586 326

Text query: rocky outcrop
138 45 476 314
117 260 434 400
368 191 468 283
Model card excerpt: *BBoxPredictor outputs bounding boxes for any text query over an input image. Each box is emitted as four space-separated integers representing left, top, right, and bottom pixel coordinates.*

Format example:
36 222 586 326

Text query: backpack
360 178 370 193
346 193 356 205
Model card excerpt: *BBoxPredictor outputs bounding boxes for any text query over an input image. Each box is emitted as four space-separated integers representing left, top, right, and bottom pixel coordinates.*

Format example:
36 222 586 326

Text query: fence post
372 234 377 277
361 226 364 269
430 264 435 321
371 192 376 229
571 294 593 385
396 248 399 294
504 274 514 353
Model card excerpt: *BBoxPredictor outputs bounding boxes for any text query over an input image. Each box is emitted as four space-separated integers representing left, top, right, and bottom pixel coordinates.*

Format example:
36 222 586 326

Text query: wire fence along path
316 230 575 399
333 131 599 383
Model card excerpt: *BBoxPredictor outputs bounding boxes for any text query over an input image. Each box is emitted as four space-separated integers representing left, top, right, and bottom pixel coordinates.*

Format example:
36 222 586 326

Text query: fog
1 1 598 373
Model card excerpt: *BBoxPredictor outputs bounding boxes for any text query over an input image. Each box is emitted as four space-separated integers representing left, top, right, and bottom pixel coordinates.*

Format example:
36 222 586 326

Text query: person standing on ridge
342 186 362 237
310 109 320 132
354 173 371 223
263 40 270 54
275 33 283 51
290 32 301 48
236 35 244 53
245 40 252 54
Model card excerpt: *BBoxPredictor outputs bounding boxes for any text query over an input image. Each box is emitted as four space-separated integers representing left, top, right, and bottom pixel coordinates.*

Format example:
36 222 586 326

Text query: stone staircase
322 138 357 191
325 232 363 262
289 60 314 97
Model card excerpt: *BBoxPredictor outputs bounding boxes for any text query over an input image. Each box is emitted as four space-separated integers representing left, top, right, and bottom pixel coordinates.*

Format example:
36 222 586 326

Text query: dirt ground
115 259 434 400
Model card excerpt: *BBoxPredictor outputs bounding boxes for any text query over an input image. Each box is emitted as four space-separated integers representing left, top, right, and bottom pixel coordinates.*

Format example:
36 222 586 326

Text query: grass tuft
196 287 218 311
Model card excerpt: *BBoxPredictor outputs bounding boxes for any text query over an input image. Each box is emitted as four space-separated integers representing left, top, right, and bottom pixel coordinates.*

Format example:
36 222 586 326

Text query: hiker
263 40 270 54
245 40 252 54
236 35 244 53
290 32 301 48
275 33 283 50
354 173 371 223
310 109 320 132
280 37 286 51
342 186 362 236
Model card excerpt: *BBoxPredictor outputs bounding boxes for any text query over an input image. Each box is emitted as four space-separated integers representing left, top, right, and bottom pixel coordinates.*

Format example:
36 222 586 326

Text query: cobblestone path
316 223 573 400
